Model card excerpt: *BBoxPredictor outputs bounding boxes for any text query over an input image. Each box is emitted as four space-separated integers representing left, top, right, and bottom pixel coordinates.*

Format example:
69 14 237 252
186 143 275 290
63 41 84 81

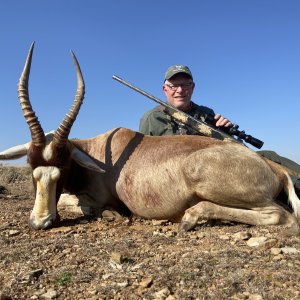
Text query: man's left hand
214 114 233 128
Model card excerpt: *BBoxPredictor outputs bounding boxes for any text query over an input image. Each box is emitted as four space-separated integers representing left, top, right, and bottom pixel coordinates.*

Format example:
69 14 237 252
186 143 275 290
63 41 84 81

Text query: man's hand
214 114 233 128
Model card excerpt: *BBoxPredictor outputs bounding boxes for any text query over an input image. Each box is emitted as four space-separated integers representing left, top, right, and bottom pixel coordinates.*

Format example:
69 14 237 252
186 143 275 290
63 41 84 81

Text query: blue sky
0 0 299 164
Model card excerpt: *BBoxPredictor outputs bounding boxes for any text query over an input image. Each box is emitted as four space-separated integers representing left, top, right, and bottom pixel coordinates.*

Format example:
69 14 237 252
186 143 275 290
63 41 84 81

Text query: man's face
163 74 195 111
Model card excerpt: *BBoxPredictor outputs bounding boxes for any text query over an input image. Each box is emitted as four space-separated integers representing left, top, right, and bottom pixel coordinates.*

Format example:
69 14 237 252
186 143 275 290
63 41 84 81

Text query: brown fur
19 127 300 231
59 128 299 231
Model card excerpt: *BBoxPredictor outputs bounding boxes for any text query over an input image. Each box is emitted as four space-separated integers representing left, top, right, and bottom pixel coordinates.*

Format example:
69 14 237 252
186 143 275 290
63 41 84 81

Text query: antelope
1 43 300 232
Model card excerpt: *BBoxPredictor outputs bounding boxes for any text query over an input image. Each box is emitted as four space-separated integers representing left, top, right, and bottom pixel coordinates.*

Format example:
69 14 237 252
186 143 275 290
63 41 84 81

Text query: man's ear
162 84 168 93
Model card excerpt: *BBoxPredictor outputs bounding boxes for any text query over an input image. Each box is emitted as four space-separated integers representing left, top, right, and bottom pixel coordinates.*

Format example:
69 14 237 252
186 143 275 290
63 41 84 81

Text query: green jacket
139 101 215 136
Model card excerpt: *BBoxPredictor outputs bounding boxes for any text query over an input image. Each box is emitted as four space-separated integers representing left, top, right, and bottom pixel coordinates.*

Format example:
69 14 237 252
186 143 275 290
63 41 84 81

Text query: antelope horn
18 42 46 147
53 50 85 147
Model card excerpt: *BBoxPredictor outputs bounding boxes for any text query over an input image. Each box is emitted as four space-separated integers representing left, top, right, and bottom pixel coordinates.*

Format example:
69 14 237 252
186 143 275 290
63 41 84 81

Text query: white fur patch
31 166 61 229
33 166 60 182
42 144 54 162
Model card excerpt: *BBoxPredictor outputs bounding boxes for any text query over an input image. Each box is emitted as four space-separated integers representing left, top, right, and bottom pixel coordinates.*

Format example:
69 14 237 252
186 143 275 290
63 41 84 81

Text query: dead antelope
1 43 300 232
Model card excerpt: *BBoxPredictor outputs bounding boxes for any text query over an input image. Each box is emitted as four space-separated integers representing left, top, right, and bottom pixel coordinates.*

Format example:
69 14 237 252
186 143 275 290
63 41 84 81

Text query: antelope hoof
178 221 194 233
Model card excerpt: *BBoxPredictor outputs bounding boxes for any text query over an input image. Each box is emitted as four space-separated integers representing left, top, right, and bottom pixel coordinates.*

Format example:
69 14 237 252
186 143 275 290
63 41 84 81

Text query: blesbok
1 43 300 232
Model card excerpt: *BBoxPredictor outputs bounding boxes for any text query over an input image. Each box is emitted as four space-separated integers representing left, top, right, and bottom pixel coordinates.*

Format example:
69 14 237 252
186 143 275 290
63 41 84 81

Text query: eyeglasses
165 82 194 91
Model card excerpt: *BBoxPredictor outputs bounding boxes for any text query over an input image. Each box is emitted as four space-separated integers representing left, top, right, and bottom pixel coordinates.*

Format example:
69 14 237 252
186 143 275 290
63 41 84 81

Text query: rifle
112 75 264 149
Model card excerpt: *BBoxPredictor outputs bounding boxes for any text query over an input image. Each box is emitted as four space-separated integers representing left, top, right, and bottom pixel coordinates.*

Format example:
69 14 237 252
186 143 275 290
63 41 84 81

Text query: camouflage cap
164 65 193 81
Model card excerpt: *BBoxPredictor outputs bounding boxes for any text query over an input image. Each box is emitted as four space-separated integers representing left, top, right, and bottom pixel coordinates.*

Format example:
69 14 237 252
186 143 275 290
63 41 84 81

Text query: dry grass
0 164 32 198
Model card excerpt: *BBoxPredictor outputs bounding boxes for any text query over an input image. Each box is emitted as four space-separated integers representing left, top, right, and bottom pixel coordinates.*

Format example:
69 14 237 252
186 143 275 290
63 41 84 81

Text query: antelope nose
29 214 60 230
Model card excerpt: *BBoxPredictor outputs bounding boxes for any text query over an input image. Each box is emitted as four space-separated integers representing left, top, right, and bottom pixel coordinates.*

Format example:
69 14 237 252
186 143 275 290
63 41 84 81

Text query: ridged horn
53 50 85 147
18 42 46 147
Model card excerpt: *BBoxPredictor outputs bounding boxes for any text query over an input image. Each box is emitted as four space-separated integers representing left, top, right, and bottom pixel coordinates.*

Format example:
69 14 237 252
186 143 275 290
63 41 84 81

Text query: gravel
1 165 300 299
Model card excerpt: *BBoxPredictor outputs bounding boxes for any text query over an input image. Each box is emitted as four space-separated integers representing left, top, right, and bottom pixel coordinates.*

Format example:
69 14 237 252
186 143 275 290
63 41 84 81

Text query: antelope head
15 43 90 229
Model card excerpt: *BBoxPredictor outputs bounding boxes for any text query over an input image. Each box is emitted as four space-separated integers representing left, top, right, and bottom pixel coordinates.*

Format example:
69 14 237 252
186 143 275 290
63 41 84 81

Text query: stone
139 277 153 288
257 238 278 250
152 220 168 226
281 247 299 254
246 236 267 247
40 289 58 299
111 251 124 264
153 288 170 300
8 229 20 236
270 247 282 255
232 231 252 241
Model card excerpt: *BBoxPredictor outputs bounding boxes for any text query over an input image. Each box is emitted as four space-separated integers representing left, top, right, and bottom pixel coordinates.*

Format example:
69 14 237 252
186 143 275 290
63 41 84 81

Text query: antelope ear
0 130 55 160
70 146 105 173
0 143 30 160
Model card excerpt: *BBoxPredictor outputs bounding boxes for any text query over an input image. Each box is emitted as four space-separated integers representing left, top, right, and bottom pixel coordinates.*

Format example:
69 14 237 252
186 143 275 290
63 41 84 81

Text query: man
139 65 233 136
139 64 300 194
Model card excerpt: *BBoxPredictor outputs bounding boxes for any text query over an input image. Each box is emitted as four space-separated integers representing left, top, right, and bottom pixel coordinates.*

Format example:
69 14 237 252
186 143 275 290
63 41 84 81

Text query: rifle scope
205 115 264 149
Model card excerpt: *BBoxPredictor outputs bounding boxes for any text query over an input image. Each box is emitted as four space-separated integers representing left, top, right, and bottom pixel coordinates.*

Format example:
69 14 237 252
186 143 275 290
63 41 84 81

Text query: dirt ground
1 164 300 300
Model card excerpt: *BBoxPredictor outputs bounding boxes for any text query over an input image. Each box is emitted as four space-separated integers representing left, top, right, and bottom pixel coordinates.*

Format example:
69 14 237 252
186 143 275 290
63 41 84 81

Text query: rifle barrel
113 75 173 108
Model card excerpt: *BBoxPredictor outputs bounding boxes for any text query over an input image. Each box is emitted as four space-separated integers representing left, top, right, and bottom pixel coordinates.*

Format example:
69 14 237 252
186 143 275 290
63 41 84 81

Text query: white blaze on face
30 166 61 229
43 143 54 162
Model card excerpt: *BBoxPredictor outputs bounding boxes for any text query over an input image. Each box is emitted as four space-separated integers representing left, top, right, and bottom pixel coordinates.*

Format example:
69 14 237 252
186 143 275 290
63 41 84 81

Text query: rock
219 234 230 240
245 237 277 250
8 229 20 236
40 289 58 299
232 231 252 241
153 230 164 236
87 289 97 296
257 238 278 250
153 288 170 300
246 236 267 247
110 251 124 264
248 294 263 300
102 273 112 280
194 232 206 239
270 247 282 255
116 280 128 287
165 230 176 237
281 247 299 254
139 277 153 288
152 220 168 226
273 254 284 261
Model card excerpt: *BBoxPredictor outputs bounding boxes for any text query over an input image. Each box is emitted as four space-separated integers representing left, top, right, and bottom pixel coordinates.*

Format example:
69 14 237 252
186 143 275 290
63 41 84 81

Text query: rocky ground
0 164 300 300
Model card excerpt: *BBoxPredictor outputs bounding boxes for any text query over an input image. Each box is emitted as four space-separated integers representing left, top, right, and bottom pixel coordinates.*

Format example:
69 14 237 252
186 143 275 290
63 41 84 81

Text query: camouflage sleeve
139 108 175 136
